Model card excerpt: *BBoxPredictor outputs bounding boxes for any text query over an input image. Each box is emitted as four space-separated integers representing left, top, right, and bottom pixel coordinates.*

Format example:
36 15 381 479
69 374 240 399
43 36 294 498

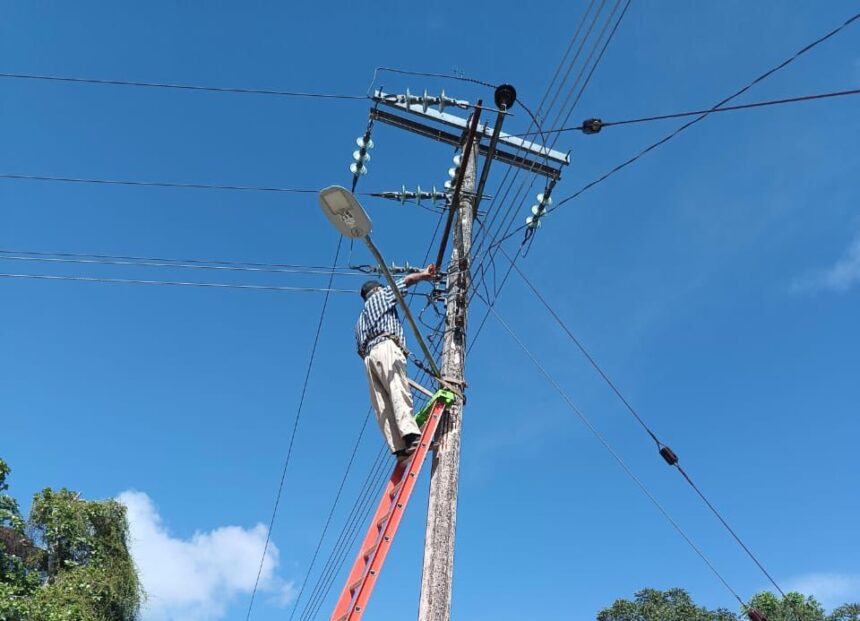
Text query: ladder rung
349 577 363 594
361 543 377 560
388 481 404 499
376 512 392 530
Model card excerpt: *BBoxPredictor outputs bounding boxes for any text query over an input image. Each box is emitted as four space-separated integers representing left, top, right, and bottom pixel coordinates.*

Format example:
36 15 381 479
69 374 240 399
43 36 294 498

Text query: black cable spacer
659 445 679 466
581 118 603 134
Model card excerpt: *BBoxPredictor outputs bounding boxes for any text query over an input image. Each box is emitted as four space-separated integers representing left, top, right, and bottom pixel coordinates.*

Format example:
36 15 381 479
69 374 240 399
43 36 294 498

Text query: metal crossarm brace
373 90 569 168
329 390 456 621
370 108 563 180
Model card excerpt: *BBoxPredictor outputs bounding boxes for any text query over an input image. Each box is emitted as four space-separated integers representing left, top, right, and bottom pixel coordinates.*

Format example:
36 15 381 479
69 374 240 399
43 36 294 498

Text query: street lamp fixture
317 185 441 378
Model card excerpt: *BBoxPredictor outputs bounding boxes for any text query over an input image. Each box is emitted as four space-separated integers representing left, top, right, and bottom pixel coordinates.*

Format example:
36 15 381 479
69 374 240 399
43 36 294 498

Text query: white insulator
350 163 368 176
356 136 375 149
448 167 458 179
353 150 371 163
453 154 462 167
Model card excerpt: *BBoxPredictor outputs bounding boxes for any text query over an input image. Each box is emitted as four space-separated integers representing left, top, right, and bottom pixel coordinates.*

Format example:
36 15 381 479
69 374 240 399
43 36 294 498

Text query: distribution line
245 238 344 621
0 71 365 99
469 0 632 339
0 173 417 198
511 87 860 136
545 10 860 213
494 242 787 597
0 251 369 277
285 408 373 621
478 292 748 609
0 272 356 294
0 173 318 193
486 9 860 250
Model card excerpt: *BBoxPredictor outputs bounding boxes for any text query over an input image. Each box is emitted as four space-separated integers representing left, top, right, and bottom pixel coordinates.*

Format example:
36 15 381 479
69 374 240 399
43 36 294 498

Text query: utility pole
417 135 477 621
351 83 565 621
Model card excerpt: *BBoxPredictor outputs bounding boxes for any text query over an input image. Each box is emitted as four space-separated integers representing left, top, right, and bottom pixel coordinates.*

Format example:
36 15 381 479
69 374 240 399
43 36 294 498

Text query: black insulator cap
582 118 603 134
748 608 768 621
494 84 517 110
659 446 679 466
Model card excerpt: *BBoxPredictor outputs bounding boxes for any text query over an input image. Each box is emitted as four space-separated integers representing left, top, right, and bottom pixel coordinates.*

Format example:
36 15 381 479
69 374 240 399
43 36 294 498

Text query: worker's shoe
403 434 421 453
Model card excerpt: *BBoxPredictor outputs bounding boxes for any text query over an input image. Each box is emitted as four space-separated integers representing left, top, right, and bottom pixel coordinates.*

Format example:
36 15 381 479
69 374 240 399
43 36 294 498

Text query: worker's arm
403 264 437 287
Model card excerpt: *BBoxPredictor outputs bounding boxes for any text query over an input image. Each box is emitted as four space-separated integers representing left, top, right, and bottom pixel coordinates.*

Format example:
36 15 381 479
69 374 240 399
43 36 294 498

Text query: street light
318 185 441 378
318 185 373 238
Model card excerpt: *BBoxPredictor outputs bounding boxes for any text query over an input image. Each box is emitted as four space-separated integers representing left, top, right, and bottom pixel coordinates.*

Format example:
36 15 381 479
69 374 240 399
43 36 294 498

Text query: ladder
330 389 456 621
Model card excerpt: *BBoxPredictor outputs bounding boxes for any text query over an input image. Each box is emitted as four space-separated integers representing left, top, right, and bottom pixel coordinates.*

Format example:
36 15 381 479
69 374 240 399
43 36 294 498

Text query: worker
356 264 437 461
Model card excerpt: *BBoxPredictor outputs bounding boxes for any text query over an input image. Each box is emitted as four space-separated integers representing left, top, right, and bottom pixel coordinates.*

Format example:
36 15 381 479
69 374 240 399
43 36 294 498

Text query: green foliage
597 588 857 621
597 587 736 621
0 458 141 621
829 604 860 621
748 591 826 621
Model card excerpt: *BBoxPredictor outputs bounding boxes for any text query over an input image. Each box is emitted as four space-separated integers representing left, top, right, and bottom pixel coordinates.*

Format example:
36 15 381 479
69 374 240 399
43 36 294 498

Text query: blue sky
2 2 859 620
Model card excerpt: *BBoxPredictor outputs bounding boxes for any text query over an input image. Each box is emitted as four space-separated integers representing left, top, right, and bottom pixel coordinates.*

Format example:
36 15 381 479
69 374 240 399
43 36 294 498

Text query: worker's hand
426 264 437 280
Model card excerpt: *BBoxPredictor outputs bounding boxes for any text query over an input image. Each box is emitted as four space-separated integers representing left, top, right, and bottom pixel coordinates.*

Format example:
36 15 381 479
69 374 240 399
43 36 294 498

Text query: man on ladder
355 264 436 461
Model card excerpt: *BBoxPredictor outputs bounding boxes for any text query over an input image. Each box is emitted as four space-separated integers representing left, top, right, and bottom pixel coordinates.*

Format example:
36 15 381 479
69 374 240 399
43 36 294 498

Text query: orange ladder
330 389 456 621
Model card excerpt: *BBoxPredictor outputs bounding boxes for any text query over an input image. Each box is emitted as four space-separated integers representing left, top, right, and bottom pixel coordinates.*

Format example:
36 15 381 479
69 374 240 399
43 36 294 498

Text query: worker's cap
360 280 382 300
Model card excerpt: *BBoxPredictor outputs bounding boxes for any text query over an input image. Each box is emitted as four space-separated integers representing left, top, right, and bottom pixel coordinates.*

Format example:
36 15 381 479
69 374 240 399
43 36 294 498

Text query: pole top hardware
494 84 517 110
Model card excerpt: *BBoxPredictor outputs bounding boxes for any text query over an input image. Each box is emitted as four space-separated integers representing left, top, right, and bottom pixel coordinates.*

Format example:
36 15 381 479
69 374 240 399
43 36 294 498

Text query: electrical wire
494 242 787 596
0 272 356 294
544 10 860 216
511 87 860 136
0 173 432 200
0 71 365 100
285 408 373 621
0 250 369 277
0 173 319 193
245 237 344 621
478 292 748 608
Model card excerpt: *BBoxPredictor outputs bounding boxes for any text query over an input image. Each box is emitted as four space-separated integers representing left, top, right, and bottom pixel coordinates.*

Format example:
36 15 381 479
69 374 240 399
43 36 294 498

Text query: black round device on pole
494 84 517 110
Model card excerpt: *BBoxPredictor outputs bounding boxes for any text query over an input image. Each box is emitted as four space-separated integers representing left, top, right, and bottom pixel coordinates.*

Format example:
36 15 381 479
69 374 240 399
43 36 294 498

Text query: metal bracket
370 108 563 180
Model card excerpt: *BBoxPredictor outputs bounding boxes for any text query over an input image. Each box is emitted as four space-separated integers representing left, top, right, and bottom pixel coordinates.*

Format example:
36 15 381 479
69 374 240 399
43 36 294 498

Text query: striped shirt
355 278 408 358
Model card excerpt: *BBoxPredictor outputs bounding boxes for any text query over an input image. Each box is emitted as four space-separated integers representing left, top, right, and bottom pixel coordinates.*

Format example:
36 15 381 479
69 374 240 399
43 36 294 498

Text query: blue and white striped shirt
355 278 409 358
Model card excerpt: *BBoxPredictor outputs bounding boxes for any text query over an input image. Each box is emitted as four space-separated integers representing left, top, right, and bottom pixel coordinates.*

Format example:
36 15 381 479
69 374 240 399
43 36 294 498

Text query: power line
285 409 372 621
0 71 366 100
544 10 860 216
0 250 368 277
0 272 356 294
511 87 860 136
478 292 748 608
495 242 787 597
0 173 321 193
245 238 344 621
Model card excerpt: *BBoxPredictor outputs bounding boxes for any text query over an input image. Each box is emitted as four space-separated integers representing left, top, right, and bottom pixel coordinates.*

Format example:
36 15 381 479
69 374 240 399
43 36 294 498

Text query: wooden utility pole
417 140 477 621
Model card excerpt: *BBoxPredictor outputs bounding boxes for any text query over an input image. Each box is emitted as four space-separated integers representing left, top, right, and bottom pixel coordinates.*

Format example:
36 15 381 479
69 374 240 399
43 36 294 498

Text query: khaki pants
364 339 420 453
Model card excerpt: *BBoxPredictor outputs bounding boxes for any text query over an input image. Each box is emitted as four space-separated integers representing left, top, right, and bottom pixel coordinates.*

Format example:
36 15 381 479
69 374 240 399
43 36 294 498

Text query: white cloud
118 490 295 621
792 231 860 293
785 573 860 609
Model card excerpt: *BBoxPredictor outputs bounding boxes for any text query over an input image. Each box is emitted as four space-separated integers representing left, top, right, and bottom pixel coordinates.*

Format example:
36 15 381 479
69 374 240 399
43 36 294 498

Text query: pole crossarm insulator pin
582 118 603 134
659 445 679 466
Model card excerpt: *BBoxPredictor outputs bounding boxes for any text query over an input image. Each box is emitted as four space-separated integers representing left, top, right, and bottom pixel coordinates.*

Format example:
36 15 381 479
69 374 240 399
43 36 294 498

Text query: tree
748 591 826 621
597 587 737 621
0 458 141 621
829 604 860 621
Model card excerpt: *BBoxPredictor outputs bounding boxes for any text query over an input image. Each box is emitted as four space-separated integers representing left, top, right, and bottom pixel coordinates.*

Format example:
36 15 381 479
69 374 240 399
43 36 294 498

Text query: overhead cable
0 71 366 100
546 10 860 214
0 250 369 277
495 242 787 597
478 293 748 609
245 238 344 621
511 87 860 136
0 272 356 294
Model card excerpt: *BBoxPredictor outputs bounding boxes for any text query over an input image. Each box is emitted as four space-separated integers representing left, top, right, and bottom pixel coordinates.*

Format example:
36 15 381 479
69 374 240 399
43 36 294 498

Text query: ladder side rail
330 464 406 620
346 399 448 620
